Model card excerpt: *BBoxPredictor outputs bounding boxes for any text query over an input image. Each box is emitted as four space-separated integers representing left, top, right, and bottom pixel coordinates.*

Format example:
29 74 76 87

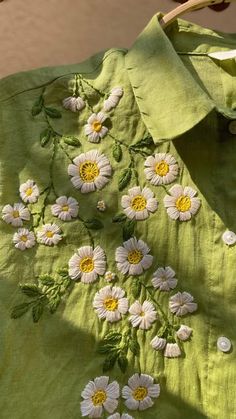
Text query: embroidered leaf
103 332 122 344
118 168 132 191
118 353 128 373
112 213 127 223
38 274 55 286
48 295 61 313
44 107 62 119
19 284 42 298
40 128 52 147
131 280 141 299
84 219 104 230
11 303 31 319
131 136 154 148
32 302 44 323
129 339 140 356
112 143 122 162
63 136 81 147
97 342 116 354
123 219 136 241
31 95 44 116
102 352 118 372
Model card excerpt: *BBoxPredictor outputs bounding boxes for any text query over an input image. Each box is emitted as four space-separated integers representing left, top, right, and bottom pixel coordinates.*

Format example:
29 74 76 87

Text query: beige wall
0 0 236 78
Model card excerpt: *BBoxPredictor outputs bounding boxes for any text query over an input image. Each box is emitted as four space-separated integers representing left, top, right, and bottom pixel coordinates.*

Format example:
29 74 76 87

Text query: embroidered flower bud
103 87 123 111
151 336 167 351
176 324 192 341
164 342 181 358
97 200 106 212
62 96 85 112
105 271 116 282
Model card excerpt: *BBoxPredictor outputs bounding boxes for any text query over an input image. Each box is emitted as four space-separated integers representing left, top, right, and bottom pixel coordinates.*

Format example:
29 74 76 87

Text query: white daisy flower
164 342 181 358
107 413 134 419
93 285 128 322
51 196 79 221
150 336 167 351
97 200 106 212
2 203 30 227
62 96 85 112
80 376 119 418
169 291 198 316
68 149 112 193
163 184 201 221
36 223 62 246
84 112 108 143
68 245 106 283
105 271 116 282
13 228 36 251
19 179 40 204
122 373 160 411
144 153 178 185
115 237 153 276
129 300 157 330
121 186 158 221
103 87 123 112
176 324 193 341
151 266 178 291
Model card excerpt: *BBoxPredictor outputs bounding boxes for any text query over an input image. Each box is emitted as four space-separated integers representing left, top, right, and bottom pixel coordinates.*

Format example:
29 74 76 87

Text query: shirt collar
125 12 236 143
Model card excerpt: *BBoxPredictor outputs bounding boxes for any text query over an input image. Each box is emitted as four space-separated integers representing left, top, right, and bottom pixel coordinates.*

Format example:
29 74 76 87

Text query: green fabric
1 11 236 419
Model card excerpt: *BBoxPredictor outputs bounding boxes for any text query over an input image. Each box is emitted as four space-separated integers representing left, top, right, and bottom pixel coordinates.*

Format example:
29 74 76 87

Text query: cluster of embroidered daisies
80 373 160 417
63 85 123 143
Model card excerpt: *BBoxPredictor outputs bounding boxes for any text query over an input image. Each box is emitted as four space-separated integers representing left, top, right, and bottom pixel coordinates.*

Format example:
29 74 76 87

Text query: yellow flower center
79 161 100 182
26 187 33 196
92 390 107 406
176 195 191 212
104 297 118 311
12 210 19 218
62 205 69 212
155 160 169 176
133 386 148 401
46 231 54 238
127 249 142 264
131 195 147 211
92 121 102 132
80 256 94 273
20 235 28 242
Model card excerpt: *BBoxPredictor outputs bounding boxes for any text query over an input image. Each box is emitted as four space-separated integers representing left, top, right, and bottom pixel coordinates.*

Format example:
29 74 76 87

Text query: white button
222 230 236 246
217 336 232 353
228 120 236 134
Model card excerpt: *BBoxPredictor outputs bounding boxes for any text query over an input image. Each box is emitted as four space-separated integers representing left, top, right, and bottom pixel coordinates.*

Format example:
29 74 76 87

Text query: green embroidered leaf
11 303 31 319
123 219 136 241
63 136 81 147
44 107 62 119
31 95 44 116
129 339 140 356
118 353 128 373
32 302 44 323
102 352 118 372
103 332 122 344
131 280 141 299
19 284 42 298
112 143 122 162
84 219 104 230
97 342 116 354
48 295 61 313
118 168 132 191
131 136 154 148
112 213 127 223
40 128 52 147
38 274 55 286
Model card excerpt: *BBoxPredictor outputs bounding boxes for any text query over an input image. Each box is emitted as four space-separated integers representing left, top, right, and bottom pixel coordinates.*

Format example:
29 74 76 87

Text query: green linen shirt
1 11 236 419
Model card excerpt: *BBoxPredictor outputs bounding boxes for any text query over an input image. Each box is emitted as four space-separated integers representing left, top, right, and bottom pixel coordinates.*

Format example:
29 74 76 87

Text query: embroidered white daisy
51 196 79 221
107 413 134 419
93 285 128 322
129 300 157 330
176 324 193 341
84 112 108 143
19 179 40 204
97 200 106 212
2 203 30 227
144 153 178 185
103 87 123 112
68 245 106 283
121 186 158 221
169 291 198 316
80 376 119 418
163 184 201 221
36 223 62 246
164 342 181 358
150 336 167 351
13 228 36 251
115 237 153 276
68 149 112 193
62 96 85 112
122 373 160 411
105 271 116 282
151 266 178 291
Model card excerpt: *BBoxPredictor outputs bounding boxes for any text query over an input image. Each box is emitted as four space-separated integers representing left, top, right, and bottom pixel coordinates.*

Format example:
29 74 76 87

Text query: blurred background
0 0 236 78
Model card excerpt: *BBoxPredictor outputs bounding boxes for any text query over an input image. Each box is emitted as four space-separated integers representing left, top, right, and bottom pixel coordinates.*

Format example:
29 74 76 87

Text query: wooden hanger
159 0 233 28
